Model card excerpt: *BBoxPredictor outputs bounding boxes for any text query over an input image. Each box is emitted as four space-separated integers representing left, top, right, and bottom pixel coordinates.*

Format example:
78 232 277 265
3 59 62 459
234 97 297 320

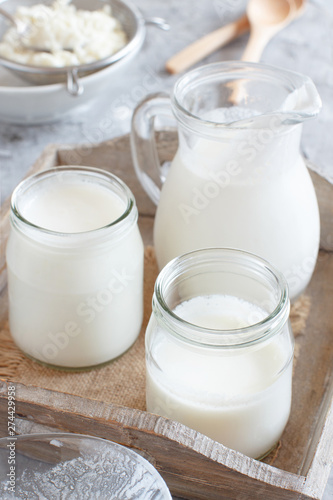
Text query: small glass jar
145 248 294 459
6 166 144 370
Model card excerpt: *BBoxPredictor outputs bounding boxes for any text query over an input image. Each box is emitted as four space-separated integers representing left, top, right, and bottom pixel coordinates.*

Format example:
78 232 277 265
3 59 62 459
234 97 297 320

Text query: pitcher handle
131 93 174 206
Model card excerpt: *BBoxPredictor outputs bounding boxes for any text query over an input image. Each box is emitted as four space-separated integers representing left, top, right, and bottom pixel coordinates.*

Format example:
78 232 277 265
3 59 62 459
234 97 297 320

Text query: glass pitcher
131 62 322 300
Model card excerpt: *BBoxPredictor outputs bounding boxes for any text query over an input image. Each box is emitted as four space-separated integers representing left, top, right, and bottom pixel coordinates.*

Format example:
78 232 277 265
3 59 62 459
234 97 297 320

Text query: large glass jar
6 167 144 370
145 248 294 459
131 62 322 300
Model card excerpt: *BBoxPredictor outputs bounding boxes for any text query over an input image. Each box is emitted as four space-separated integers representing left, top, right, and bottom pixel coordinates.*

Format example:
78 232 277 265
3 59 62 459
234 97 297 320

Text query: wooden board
0 132 333 499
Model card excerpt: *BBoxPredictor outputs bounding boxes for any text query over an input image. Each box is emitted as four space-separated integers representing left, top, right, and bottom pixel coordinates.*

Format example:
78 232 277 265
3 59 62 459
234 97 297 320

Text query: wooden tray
0 132 333 500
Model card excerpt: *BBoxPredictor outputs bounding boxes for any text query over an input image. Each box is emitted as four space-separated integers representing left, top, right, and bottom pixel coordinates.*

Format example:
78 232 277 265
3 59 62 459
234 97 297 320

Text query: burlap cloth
0 247 310 412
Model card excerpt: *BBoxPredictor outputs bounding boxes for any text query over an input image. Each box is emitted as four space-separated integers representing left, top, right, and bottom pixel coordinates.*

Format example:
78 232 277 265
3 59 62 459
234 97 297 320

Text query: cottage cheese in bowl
0 0 127 67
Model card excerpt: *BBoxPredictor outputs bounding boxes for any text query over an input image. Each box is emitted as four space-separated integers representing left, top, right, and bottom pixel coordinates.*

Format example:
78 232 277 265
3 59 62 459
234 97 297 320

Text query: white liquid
22 182 125 233
146 295 292 458
7 176 144 368
154 121 320 300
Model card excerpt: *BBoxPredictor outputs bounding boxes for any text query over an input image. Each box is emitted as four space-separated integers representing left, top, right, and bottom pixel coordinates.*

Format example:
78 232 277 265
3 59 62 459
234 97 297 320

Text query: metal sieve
0 0 168 95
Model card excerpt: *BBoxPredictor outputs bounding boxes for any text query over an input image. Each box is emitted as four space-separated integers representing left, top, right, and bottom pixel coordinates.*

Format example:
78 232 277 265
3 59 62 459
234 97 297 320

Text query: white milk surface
146 295 292 458
21 182 125 232
7 178 144 368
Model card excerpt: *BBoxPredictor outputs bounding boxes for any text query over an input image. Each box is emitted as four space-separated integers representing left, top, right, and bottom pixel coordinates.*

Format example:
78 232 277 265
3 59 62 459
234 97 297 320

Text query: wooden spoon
166 0 304 74
166 14 250 74
241 0 305 61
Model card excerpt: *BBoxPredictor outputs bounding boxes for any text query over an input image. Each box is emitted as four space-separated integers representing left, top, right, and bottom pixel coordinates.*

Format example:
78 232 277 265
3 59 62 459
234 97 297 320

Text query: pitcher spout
224 62 322 128
170 62 321 132
279 75 322 124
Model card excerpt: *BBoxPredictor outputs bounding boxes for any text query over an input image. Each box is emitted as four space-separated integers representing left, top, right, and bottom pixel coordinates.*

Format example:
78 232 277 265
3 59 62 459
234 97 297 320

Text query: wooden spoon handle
166 14 250 74
241 29 272 62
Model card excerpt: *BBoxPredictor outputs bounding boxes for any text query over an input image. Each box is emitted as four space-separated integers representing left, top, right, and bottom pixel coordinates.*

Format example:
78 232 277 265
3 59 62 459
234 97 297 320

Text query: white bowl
0 43 140 124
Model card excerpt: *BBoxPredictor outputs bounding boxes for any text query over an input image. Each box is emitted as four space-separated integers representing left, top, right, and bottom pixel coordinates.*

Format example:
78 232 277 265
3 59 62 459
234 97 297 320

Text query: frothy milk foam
7 177 143 368
146 294 292 458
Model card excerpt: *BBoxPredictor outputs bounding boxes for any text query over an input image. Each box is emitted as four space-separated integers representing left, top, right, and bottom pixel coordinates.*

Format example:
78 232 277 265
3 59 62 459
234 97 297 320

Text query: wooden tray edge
304 392 333 498
0 380 313 500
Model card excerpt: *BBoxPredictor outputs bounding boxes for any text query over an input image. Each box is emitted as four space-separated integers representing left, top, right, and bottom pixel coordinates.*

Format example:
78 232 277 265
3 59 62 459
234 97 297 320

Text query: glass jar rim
153 248 290 348
10 166 137 244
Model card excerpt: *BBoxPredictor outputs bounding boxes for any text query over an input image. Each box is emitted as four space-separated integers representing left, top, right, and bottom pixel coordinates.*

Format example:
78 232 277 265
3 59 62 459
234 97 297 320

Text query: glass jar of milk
6 167 144 370
131 62 322 301
146 248 294 459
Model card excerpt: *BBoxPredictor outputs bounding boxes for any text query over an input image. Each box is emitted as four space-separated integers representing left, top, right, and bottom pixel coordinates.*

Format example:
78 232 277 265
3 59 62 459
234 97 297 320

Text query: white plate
0 33 142 125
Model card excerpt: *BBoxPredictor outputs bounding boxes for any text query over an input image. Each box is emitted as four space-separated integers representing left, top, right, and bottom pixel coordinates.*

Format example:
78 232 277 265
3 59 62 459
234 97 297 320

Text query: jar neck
153 248 290 349
175 116 303 142
10 166 138 249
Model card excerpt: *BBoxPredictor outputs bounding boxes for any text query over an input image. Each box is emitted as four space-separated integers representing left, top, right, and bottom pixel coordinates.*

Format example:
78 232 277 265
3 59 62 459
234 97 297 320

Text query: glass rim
171 61 320 131
10 166 137 239
153 248 290 348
